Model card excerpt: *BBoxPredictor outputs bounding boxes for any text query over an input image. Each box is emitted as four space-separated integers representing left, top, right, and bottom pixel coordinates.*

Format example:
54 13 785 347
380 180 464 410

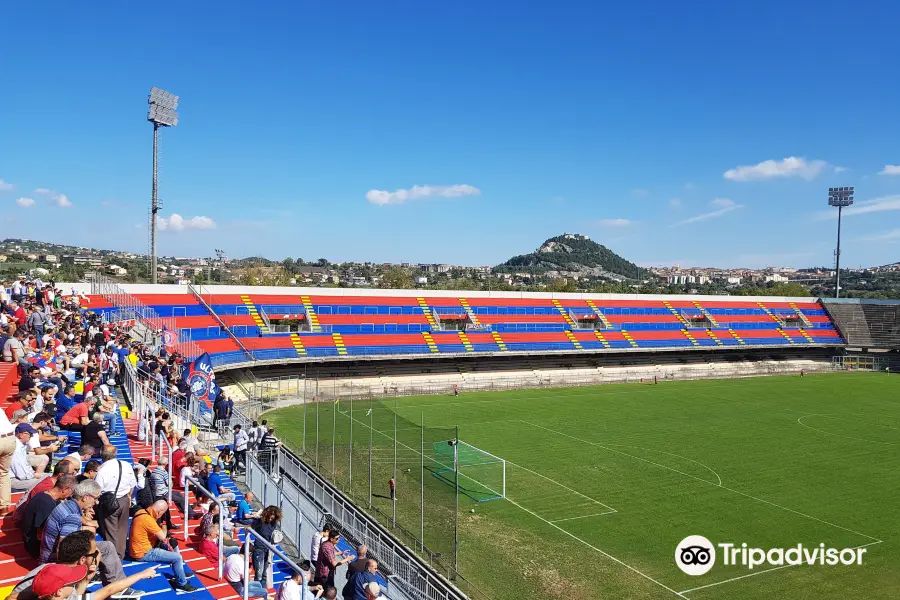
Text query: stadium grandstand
0 277 896 600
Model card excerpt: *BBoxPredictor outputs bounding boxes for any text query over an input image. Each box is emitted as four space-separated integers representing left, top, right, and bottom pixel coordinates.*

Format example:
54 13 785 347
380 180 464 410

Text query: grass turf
264 372 899 600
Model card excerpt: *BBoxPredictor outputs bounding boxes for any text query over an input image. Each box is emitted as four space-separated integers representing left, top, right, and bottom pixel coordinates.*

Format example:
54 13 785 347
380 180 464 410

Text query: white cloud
669 198 682 209
0 179 14 192
859 229 900 242
157 214 217 231
366 184 481 206
631 188 649 198
15 197 35 208
597 218 631 227
723 157 828 182
34 188 72 207
834 166 848 173
815 194 900 220
879 165 900 176
671 198 742 227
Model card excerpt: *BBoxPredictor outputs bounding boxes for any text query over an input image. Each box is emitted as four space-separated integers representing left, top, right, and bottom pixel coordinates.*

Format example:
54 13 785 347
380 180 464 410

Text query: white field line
604 443 723 487
796 415 896 446
505 496 688 599
677 540 884 595
549 510 618 523
520 420 883 544
340 415 688 596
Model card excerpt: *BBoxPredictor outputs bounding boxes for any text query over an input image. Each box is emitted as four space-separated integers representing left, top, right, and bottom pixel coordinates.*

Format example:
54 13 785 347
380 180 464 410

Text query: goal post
433 440 506 502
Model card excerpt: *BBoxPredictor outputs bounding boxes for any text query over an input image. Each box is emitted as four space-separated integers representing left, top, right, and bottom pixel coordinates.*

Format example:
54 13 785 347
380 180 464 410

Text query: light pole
147 87 179 284
828 187 854 298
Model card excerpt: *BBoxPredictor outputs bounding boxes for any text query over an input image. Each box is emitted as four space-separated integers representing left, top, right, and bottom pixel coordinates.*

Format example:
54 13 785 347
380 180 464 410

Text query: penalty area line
505 496 688 599
549 510 618 523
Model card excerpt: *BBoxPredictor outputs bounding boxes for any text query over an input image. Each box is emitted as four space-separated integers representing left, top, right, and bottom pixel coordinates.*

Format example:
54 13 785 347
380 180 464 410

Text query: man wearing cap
11 423 50 491
10 529 157 600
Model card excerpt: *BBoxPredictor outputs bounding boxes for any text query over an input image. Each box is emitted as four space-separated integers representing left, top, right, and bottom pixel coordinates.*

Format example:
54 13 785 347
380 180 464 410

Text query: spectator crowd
1 277 385 600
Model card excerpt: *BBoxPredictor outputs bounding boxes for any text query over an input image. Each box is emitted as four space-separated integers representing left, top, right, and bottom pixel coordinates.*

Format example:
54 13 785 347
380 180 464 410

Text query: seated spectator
59 396 96 432
129 499 197 592
351 559 381 600
11 460 73 525
12 423 50 491
179 454 197 491
224 551 268 599
362 583 380 600
5 390 36 420
278 561 325 600
17 366 41 394
64 444 95 473
217 446 234 473
145 456 184 529
170 439 187 474
81 412 110 454
10 529 157 600
206 464 236 502
341 546 368 600
133 458 152 490
235 491 261 524
22 474 76 558
200 522 242 565
54 385 77 423
77 459 101 483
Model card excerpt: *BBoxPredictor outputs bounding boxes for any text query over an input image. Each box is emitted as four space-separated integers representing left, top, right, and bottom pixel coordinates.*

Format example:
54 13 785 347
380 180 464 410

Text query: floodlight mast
828 187 854 298
147 87 179 284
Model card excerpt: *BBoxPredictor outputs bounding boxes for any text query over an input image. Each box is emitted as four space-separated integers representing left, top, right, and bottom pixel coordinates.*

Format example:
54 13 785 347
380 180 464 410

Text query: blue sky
2 1 900 269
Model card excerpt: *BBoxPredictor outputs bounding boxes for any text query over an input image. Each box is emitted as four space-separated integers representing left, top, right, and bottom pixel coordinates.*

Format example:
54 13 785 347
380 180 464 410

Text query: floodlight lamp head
447 440 458 447
827 186 854 207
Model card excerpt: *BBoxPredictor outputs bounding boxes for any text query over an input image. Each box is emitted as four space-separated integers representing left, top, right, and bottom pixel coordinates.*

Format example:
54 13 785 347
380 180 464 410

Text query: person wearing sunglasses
9 530 157 600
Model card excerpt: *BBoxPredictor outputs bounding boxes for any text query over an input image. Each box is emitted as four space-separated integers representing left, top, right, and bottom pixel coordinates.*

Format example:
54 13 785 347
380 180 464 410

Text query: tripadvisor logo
675 536 868 576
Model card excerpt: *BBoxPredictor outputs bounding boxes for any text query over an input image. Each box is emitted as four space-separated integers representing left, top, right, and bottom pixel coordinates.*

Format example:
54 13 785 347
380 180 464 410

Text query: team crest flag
162 326 178 353
188 352 218 415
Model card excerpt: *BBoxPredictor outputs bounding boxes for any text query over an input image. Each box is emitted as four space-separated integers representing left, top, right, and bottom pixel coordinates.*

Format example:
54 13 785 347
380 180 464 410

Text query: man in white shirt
310 523 331 565
11 424 49 491
233 424 249 474
95 445 137 559
225 552 269 599
277 562 323 600
0 408 17 515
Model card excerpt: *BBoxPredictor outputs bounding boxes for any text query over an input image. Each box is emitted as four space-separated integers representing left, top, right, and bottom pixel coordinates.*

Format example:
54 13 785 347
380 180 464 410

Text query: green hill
495 233 652 281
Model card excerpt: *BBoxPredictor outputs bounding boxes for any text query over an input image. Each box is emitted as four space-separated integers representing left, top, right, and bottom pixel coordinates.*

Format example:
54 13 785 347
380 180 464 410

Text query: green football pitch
264 372 898 600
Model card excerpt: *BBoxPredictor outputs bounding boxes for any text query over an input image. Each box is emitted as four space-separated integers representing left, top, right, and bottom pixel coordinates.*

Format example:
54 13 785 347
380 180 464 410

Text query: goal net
432 440 506 502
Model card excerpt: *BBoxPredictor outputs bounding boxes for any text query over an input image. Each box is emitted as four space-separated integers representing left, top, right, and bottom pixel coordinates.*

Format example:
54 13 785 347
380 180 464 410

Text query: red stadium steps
662 300 691 327
621 330 638 347
593 330 611 348
585 299 612 329
458 298 480 326
332 332 348 355
416 297 438 327
681 329 700 347
728 329 747 345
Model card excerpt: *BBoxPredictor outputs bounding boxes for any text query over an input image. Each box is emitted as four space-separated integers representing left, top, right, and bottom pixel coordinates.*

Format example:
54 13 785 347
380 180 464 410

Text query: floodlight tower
828 186 854 298
147 87 179 284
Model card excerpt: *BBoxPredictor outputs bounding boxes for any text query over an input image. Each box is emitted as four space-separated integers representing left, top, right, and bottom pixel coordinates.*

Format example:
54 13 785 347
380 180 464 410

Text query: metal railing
183 475 225 580
89 274 204 359
190 283 254 361
240 525 308 600
158 433 174 505
232 407 475 600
